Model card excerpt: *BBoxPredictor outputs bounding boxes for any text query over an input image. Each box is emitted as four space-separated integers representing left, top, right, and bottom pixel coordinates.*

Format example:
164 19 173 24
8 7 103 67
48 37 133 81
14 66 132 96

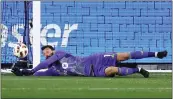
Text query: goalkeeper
12 45 168 78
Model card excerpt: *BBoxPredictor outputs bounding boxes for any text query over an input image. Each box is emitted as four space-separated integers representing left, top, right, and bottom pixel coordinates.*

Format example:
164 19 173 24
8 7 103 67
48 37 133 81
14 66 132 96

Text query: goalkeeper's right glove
11 67 34 76
21 69 34 76
11 67 23 76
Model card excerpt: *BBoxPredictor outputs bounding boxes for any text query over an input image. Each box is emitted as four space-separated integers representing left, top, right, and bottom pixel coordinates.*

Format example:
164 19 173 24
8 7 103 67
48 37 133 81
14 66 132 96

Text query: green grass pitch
2 73 172 98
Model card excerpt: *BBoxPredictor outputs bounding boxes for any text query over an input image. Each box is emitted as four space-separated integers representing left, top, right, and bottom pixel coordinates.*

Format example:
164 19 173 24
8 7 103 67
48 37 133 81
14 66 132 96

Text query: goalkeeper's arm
12 51 66 76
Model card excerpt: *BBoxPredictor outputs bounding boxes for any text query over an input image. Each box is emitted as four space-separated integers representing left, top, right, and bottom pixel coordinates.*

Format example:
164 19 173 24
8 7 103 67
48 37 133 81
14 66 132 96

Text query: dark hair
41 45 55 51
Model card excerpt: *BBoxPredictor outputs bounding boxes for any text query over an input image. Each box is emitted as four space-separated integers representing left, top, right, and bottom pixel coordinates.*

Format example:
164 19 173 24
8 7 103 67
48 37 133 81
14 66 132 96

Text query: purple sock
118 67 139 76
130 51 155 59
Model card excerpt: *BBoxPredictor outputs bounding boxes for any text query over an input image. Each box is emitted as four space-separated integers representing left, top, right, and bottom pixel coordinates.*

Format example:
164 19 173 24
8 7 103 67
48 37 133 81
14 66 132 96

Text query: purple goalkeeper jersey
33 51 117 77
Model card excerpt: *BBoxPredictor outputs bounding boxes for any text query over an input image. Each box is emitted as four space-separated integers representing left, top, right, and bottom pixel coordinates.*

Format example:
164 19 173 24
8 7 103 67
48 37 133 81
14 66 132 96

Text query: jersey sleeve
33 66 61 76
32 51 66 72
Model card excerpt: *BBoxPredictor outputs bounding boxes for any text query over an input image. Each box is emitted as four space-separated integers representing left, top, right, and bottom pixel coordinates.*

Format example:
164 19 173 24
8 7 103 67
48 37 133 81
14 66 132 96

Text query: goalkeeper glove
11 67 34 76
11 67 23 76
21 69 34 76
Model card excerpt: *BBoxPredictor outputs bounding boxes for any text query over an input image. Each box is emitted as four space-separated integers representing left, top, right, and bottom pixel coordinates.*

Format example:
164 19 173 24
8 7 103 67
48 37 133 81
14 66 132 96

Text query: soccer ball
13 43 28 58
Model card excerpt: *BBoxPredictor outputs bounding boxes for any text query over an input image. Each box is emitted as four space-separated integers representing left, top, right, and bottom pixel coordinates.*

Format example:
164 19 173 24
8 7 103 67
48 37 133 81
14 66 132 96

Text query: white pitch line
2 87 172 91
2 78 73 81
1 79 100 81
2 76 171 81
2 73 172 81
1 78 120 81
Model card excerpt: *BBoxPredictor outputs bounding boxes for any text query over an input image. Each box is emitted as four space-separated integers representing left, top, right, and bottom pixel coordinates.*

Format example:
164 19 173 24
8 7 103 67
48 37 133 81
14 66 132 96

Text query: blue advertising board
1 1 172 63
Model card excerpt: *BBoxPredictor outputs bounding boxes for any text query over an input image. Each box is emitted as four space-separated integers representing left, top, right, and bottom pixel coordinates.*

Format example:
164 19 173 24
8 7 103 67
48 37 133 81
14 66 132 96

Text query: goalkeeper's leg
105 66 149 78
117 50 167 62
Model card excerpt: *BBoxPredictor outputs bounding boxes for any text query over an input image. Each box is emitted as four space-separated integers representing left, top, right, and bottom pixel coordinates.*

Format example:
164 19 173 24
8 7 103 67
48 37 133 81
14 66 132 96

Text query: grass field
1 73 172 98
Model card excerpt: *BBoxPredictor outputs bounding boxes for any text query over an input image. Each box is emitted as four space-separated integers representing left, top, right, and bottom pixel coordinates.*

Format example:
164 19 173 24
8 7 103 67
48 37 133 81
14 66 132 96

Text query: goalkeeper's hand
21 69 34 76
11 67 34 76
11 67 23 76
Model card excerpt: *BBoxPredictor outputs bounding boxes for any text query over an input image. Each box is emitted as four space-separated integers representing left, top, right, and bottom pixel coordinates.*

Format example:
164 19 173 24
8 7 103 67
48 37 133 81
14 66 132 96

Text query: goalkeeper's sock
129 51 156 59
117 67 139 76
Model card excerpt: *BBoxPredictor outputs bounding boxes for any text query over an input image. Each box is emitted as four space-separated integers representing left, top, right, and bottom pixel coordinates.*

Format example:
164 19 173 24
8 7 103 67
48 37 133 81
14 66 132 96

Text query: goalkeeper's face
43 48 54 58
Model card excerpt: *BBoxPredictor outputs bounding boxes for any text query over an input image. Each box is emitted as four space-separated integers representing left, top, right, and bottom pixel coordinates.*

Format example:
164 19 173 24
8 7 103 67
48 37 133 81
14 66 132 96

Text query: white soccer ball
13 43 28 58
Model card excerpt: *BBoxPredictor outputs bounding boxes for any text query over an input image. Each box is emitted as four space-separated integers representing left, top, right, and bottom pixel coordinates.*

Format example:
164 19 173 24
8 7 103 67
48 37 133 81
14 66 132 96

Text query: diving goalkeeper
12 45 168 78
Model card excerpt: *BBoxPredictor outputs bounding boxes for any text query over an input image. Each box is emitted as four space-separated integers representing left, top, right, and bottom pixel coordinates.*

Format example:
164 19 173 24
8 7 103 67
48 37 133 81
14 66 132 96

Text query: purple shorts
84 52 117 77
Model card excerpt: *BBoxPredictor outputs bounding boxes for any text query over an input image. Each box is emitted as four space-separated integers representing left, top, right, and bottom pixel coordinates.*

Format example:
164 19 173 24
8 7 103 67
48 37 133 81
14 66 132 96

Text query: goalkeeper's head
41 45 55 59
